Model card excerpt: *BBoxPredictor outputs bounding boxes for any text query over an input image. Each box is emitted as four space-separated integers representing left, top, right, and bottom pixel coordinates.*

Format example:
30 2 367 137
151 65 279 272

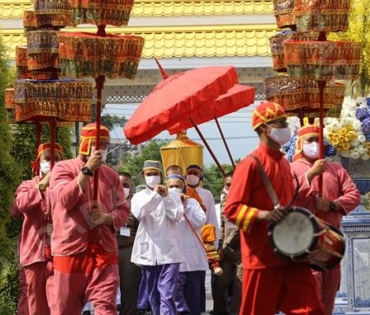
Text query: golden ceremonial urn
160 131 203 175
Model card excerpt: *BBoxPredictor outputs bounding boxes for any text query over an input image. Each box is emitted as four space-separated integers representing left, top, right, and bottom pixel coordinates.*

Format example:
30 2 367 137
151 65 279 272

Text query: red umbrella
167 84 255 169
168 84 255 134
123 65 239 145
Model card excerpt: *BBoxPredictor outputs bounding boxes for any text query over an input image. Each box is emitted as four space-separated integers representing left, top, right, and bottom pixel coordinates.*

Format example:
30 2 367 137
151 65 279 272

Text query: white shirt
176 197 208 272
131 188 185 266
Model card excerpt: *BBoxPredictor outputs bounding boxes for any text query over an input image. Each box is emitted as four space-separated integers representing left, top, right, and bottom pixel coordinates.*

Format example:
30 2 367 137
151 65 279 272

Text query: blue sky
104 102 261 166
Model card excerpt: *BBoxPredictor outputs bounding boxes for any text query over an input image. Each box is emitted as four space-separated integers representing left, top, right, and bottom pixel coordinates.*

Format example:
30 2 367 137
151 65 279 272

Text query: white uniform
130 188 185 266
177 197 208 272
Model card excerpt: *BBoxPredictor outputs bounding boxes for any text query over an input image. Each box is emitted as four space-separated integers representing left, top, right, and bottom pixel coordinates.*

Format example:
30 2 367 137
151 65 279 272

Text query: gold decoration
58 32 145 79
14 80 93 122
160 131 203 175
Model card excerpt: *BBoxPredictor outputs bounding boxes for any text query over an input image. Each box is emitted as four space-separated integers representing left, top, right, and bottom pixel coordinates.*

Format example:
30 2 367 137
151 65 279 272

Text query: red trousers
241 264 324 315
23 261 54 315
312 268 341 315
53 243 119 315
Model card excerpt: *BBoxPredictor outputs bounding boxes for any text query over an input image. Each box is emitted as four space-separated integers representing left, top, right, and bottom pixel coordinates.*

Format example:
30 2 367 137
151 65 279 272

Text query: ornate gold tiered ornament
56 0 144 198
267 0 356 123
10 0 94 163
269 0 362 194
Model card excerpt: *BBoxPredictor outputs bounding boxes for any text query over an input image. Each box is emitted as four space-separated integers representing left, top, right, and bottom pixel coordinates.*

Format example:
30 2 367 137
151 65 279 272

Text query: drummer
291 120 360 315
224 101 324 315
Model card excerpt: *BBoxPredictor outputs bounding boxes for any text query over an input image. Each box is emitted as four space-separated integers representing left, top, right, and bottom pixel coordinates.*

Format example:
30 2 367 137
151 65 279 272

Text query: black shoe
116 304 121 311
82 311 91 315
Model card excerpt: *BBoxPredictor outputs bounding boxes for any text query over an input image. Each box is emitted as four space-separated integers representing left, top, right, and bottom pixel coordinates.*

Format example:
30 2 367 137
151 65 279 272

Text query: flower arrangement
324 96 370 160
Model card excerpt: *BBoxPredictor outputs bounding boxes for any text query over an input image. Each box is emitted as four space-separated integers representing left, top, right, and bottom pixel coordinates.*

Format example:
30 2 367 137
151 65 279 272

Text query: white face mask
91 146 108 163
40 161 51 175
268 127 291 145
303 142 319 159
186 174 200 186
123 188 130 198
145 175 161 188
168 187 182 194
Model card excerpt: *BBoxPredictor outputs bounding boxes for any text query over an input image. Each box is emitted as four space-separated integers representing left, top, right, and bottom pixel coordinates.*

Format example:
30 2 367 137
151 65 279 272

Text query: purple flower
366 97 370 107
356 107 370 121
362 118 370 134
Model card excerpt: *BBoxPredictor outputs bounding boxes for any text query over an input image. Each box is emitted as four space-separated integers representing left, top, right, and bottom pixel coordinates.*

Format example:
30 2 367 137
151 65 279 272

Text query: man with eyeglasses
223 101 324 315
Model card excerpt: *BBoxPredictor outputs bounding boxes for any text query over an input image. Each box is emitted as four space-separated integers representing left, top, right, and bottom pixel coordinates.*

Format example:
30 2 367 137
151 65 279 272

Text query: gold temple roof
0 25 278 60
0 0 273 18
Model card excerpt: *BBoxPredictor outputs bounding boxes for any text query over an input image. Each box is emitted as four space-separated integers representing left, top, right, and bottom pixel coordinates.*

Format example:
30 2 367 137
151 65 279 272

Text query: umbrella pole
94 75 106 200
189 117 226 177
317 80 327 196
214 116 236 169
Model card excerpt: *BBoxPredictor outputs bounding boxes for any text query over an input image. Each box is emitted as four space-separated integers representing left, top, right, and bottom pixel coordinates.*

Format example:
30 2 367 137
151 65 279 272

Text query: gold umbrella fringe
27 30 59 54
14 80 93 122
272 0 295 29
295 0 351 33
264 74 345 117
33 0 72 15
23 11 73 29
270 31 320 72
58 33 144 79
284 41 362 81
70 0 134 26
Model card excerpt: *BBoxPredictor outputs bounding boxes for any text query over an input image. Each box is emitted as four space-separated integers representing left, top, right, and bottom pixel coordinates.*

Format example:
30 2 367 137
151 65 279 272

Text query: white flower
361 154 370 160
353 121 363 131
358 134 366 142
350 151 360 159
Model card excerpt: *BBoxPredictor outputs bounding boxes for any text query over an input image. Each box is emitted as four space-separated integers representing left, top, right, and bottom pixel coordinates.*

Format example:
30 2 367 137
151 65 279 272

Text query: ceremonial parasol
11 0 94 171
57 0 145 199
123 63 252 174
123 64 239 145
167 84 255 169
280 0 360 194
268 0 361 196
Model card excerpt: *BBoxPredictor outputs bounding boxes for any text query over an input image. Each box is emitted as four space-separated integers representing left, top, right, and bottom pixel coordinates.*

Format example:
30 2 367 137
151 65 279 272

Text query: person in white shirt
165 174 208 315
131 160 185 315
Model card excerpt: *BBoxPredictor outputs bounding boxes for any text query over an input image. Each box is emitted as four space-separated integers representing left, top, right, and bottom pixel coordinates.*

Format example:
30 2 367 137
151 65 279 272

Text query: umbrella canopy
167 84 255 135
123 65 239 144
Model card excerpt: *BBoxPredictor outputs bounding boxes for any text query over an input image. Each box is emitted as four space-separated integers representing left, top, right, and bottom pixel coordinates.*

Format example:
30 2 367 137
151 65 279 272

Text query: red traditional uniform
291 123 360 315
224 101 324 315
12 142 63 315
49 124 129 315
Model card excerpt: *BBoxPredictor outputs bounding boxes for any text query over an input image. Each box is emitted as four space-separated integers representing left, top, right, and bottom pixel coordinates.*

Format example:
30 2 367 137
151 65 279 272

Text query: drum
268 207 345 271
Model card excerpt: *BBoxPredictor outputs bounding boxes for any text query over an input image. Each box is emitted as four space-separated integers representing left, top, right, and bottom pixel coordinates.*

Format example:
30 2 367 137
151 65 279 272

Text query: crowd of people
12 101 361 315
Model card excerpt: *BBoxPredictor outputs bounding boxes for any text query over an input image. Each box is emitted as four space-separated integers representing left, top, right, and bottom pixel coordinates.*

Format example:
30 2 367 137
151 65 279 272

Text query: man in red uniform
49 123 129 315
291 121 360 315
12 142 63 315
224 101 324 315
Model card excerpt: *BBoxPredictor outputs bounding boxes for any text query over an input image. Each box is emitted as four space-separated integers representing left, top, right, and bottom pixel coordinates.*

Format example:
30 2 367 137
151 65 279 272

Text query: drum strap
250 155 281 209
